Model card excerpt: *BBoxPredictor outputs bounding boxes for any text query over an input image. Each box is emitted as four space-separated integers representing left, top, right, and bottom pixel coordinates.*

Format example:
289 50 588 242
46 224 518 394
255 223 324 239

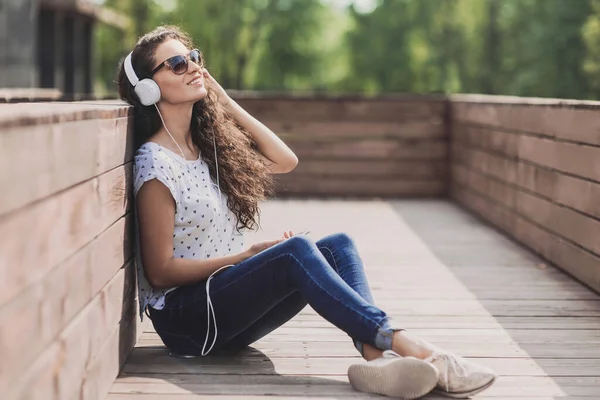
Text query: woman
117 26 496 399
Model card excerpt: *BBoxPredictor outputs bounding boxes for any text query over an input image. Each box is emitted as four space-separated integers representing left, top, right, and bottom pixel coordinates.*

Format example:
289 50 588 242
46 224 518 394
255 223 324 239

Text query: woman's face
151 39 208 105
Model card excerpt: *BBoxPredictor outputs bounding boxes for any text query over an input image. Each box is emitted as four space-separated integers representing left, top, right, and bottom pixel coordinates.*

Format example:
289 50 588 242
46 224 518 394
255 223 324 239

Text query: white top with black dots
133 141 245 319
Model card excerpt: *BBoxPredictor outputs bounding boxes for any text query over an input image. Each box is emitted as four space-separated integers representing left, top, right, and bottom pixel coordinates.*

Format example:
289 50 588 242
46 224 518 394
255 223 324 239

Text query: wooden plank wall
234 95 448 198
449 95 600 293
6 92 600 399
0 102 144 400
0 94 446 400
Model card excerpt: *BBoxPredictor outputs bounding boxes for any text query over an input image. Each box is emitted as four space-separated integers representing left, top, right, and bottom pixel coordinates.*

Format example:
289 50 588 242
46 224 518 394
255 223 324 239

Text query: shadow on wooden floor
114 345 382 398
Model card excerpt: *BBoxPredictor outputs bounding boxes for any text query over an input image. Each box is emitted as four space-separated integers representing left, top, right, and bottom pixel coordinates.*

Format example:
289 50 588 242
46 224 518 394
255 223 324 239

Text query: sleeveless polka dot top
133 141 245 319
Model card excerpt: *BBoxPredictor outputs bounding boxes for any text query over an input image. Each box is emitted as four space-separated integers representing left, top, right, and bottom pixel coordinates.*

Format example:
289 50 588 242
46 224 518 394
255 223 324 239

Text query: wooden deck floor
108 199 600 399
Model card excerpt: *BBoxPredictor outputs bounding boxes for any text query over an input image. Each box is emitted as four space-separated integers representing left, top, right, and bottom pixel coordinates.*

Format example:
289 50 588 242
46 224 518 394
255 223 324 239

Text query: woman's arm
202 69 298 174
136 179 248 289
223 98 298 174
136 179 285 290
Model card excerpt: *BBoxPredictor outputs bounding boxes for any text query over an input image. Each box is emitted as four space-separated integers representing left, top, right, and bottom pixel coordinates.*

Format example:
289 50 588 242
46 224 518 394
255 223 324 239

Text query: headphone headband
124 52 140 87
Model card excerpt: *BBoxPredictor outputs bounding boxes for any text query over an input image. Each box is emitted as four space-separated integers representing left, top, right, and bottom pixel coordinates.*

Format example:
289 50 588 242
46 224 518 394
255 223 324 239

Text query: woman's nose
189 60 202 73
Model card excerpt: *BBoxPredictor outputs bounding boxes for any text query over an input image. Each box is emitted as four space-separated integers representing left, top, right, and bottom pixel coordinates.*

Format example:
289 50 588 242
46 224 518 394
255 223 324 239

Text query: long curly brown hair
117 26 273 232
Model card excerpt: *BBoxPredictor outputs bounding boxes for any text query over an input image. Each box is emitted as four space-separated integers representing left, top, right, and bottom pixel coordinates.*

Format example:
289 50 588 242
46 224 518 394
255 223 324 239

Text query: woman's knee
281 235 332 272
317 232 356 248
281 234 315 255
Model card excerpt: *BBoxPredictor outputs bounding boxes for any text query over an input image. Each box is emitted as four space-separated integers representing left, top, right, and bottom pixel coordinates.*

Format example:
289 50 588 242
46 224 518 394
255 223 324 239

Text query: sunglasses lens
170 56 188 75
190 50 201 64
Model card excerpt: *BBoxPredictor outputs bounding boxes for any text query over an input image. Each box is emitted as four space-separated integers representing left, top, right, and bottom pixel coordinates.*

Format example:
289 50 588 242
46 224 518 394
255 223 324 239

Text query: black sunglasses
149 49 203 78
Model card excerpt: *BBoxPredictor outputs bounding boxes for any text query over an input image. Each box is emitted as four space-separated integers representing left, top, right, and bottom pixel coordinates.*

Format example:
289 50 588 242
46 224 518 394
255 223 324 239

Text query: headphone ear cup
134 78 161 106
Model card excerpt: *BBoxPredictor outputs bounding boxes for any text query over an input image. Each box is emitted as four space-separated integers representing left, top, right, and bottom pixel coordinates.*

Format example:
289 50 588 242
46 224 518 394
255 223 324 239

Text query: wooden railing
0 102 139 400
235 93 448 197
450 94 600 293
1 92 599 400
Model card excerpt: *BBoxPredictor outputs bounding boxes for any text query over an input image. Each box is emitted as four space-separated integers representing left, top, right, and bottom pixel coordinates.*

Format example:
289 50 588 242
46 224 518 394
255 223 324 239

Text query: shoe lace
430 352 467 392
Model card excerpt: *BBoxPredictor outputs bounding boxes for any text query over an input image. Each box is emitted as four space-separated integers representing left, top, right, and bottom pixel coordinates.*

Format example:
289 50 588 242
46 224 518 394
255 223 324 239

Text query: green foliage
344 0 593 98
584 0 600 97
169 0 332 90
494 0 591 98
93 0 600 100
94 0 164 95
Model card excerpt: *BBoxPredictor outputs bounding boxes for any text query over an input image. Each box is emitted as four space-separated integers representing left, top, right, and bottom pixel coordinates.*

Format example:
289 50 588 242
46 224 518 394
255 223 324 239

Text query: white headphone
124 52 161 106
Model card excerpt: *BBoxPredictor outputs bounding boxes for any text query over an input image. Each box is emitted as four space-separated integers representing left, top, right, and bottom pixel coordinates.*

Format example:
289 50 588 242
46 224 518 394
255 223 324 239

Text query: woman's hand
243 239 284 259
202 68 231 107
241 231 297 260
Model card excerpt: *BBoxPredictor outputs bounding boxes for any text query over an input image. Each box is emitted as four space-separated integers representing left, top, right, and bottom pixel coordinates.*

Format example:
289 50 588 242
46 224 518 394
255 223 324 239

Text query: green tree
170 0 328 90
343 0 417 93
94 0 163 95
93 0 597 100
343 0 593 99
498 0 591 98
584 0 600 97
251 0 328 90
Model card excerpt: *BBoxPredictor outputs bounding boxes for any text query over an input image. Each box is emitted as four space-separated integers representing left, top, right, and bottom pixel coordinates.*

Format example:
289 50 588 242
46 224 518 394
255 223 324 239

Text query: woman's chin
170 87 207 104
189 86 208 101
198 86 208 100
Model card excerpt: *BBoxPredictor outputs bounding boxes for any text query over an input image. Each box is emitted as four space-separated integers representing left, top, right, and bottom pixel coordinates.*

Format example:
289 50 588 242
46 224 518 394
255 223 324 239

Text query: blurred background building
0 0 126 99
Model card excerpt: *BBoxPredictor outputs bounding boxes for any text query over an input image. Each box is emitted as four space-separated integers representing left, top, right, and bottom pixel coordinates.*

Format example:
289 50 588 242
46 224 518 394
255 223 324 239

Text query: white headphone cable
155 103 228 356
202 131 228 355
154 104 187 160
154 104 222 205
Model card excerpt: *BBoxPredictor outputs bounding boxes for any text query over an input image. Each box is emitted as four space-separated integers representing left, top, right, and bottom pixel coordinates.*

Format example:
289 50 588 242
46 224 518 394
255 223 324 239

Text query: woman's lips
187 77 203 86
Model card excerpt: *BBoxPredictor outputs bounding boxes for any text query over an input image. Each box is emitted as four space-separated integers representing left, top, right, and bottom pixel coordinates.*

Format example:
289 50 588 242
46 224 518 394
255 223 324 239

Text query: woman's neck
155 102 195 151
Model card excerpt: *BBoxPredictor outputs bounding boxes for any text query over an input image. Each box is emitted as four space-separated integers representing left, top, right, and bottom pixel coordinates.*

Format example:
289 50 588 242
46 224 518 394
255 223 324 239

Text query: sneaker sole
432 375 497 399
348 357 440 399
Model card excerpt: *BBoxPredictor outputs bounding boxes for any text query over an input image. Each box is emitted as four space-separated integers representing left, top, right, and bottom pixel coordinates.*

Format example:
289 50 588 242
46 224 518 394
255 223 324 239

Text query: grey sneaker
348 350 440 399
425 351 497 398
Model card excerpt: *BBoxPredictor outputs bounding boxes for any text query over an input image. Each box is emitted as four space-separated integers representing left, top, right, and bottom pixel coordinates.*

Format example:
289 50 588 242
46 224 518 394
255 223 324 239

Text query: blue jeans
148 232 403 356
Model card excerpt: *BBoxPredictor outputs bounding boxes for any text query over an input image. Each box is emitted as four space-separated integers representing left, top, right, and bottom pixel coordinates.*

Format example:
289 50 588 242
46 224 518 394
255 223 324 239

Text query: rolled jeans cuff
353 339 364 356
353 317 404 357
373 317 405 353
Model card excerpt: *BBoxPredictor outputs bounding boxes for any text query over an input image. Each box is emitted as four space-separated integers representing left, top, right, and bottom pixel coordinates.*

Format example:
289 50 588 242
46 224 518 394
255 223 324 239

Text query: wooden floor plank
141 328 600 345
134 341 600 359
109 199 600 399
233 316 600 330
120 350 600 377
111 375 600 398
109 375 600 397
108 396 595 400
143 316 600 330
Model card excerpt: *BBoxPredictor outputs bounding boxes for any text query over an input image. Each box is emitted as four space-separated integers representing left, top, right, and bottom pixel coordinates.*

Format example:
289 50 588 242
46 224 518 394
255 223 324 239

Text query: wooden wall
0 102 143 400
0 94 447 400
3 92 600 399
235 95 448 198
449 95 600 293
